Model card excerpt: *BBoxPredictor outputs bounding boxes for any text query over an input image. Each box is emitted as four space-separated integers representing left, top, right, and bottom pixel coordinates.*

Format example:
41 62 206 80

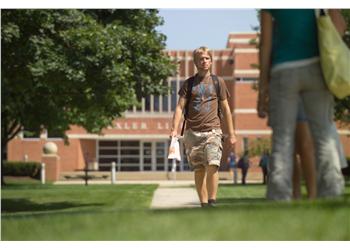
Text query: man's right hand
170 130 177 138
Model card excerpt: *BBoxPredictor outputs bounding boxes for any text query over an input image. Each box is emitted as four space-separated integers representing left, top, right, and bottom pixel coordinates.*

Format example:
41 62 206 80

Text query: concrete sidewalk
54 179 246 185
150 186 200 209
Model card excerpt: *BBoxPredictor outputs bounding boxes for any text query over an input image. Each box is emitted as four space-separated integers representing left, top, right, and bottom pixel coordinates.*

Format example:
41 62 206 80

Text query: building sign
104 118 172 134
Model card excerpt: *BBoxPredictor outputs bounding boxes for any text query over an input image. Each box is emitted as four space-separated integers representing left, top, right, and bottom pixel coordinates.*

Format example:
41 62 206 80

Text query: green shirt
266 9 319 66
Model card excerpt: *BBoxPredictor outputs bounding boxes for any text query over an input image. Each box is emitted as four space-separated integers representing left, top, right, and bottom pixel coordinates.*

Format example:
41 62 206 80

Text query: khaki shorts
183 128 223 171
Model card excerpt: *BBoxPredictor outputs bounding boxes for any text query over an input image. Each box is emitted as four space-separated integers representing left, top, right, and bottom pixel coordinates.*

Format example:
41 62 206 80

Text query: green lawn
1 178 350 240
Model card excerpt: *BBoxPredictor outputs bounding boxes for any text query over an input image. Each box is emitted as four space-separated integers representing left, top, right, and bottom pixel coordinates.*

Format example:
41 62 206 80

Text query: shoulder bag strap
181 76 195 136
211 74 222 119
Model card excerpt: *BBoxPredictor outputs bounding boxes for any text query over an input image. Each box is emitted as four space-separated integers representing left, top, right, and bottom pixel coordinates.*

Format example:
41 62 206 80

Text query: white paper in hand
168 137 181 161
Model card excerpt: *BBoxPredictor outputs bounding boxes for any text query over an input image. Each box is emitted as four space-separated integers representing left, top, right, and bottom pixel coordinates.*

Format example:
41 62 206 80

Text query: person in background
227 151 238 184
257 9 346 200
259 150 270 184
238 151 250 185
292 100 348 200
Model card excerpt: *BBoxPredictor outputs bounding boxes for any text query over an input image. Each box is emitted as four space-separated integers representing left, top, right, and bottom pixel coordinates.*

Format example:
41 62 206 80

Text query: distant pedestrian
238 151 250 185
259 150 270 184
227 152 238 184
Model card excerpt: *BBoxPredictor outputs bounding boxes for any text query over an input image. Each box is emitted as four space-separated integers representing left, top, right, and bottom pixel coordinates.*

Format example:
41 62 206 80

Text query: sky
156 9 259 50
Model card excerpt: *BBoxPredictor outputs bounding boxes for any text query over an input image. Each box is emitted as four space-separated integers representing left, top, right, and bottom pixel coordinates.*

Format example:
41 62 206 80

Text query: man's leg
206 165 219 201
194 167 208 204
204 129 223 205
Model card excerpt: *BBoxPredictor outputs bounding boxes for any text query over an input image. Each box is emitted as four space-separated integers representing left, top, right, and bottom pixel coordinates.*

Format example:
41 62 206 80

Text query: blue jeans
267 62 344 200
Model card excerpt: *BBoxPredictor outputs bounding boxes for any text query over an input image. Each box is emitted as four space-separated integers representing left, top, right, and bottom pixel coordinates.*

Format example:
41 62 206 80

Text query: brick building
7 32 350 178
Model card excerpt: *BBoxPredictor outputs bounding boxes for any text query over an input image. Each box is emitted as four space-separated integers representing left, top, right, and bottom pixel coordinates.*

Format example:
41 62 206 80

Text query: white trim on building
234 109 258 114
234 69 259 74
235 48 259 53
67 134 171 140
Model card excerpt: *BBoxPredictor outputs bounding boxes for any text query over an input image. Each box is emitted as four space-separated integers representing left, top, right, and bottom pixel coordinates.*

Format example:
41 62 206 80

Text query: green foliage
1 9 176 145
248 137 271 157
334 10 350 124
3 161 41 179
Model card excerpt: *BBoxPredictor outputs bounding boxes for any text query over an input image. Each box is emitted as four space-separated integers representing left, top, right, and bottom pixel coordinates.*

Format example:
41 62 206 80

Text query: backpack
237 158 244 169
180 74 222 136
259 155 269 168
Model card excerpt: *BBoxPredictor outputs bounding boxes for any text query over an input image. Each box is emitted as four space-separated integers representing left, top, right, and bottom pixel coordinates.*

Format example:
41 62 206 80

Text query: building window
126 79 182 114
154 95 160 112
143 142 152 171
235 77 258 83
162 94 169 112
156 142 166 171
145 95 151 112
171 80 178 111
98 140 191 172
47 128 63 138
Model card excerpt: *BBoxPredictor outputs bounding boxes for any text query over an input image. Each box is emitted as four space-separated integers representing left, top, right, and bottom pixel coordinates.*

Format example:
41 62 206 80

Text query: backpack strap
211 74 222 119
180 76 195 136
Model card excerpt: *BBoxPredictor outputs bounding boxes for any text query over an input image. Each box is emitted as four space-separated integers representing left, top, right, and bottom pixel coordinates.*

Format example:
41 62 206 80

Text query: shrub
3 161 41 179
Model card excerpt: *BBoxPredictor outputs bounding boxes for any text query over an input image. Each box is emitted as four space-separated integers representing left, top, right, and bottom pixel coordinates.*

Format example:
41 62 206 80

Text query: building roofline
228 32 258 35
166 48 234 52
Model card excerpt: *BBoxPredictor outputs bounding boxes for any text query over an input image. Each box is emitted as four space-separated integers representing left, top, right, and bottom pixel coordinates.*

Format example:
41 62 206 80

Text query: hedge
2 161 41 179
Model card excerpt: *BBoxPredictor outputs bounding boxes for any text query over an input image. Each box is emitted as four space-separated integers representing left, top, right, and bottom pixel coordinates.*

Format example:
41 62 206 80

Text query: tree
248 137 271 157
334 10 350 125
1 9 176 185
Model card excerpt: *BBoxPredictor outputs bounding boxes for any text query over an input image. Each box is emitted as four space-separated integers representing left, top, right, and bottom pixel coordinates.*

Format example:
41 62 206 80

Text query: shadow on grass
217 197 266 204
219 183 266 187
2 198 104 213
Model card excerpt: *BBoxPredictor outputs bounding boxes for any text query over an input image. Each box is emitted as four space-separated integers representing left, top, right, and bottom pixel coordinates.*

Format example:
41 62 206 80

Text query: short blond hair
193 46 213 64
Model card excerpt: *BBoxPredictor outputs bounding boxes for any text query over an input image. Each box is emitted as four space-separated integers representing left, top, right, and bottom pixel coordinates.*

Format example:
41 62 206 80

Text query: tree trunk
1 119 21 186
1 142 7 186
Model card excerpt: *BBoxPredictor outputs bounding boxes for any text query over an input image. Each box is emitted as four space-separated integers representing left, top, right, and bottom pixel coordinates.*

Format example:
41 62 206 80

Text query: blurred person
257 9 346 200
227 151 238 184
170 46 237 207
238 151 250 185
259 150 270 184
293 102 348 199
292 101 317 200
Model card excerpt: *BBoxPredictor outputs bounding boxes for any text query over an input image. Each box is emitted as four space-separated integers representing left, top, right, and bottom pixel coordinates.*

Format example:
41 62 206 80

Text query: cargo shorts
183 128 223 171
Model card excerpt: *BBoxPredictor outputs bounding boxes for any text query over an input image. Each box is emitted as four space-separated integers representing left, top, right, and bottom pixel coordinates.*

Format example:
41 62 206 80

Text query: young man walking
170 46 236 207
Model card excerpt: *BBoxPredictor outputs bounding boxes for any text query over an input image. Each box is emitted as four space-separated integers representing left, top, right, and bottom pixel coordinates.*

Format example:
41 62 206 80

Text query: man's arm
170 97 187 137
220 99 237 146
257 10 273 119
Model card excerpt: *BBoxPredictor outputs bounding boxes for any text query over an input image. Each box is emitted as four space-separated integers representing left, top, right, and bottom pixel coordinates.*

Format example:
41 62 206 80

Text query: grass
1 177 350 240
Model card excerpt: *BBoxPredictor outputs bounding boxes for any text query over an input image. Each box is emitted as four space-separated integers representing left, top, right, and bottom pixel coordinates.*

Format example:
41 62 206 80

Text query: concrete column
42 142 60 182
41 163 46 184
41 154 60 182
111 161 116 184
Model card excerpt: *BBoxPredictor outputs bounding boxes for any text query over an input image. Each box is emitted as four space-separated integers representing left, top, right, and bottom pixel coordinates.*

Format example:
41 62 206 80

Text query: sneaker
208 199 216 207
201 203 209 208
